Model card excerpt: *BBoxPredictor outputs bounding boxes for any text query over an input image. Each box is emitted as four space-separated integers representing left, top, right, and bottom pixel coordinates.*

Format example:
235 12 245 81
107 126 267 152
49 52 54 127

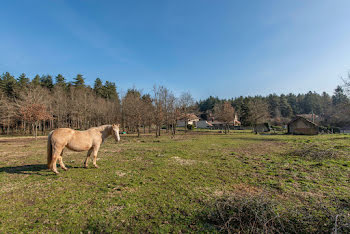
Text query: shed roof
178 113 199 121
288 116 318 127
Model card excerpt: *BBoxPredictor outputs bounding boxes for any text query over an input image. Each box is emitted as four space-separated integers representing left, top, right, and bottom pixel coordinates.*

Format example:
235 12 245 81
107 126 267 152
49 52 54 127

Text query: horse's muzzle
113 133 120 142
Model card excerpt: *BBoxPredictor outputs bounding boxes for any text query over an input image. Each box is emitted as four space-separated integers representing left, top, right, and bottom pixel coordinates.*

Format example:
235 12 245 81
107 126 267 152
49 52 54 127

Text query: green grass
0 132 349 232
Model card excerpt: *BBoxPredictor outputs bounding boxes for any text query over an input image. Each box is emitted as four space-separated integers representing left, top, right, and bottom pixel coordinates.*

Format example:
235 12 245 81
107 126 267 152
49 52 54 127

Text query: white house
177 114 200 127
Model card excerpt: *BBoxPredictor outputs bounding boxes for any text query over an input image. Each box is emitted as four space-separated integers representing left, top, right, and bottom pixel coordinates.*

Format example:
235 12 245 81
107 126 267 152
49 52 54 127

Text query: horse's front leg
84 148 93 168
92 145 101 168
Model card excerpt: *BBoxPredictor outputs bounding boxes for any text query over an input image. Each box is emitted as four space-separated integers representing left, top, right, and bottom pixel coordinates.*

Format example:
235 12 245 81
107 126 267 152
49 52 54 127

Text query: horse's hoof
53 171 59 174
63 168 68 171
93 165 99 168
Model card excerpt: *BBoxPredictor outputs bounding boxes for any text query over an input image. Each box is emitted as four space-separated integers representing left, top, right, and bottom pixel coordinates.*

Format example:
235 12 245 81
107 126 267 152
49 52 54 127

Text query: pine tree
332 86 348 106
279 94 293 118
32 75 41 86
73 74 85 88
40 75 54 90
17 73 30 88
267 94 280 118
240 98 251 126
104 81 118 99
55 74 66 87
94 78 104 97
1 72 17 97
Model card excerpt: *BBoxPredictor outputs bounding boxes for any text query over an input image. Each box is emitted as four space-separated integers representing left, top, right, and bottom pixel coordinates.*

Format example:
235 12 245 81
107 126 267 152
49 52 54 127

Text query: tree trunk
35 122 38 140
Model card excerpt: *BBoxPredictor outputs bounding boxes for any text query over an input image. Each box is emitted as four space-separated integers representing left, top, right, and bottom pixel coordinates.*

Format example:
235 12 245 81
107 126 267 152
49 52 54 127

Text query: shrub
205 193 350 233
187 124 194 130
206 193 282 233
287 143 341 160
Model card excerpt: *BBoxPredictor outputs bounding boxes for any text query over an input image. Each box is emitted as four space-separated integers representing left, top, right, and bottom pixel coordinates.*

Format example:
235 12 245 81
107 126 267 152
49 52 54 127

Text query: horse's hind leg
58 149 68 171
51 148 61 174
84 148 93 168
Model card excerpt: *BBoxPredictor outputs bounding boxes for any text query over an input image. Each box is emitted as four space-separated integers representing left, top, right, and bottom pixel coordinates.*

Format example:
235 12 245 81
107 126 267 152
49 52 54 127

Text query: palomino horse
47 124 120 174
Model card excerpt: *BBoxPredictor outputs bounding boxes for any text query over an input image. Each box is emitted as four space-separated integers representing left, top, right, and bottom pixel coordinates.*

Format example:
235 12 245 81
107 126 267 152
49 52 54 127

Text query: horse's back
52 128 75 137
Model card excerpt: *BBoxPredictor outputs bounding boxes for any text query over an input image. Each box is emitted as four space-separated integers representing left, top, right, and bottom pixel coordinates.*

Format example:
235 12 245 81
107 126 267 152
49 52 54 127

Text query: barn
287 116 319 135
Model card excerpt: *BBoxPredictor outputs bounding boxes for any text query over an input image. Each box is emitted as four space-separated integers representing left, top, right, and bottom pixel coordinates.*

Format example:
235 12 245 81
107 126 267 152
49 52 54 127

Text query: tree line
0 72 194 137
1 71 349 137
198 83 350 127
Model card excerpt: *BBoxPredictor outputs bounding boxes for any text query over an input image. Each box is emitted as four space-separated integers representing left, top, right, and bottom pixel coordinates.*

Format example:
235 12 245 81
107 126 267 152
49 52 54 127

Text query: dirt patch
231 141 287 157
213 184 263 198
171 156 197 165
116 171 127 177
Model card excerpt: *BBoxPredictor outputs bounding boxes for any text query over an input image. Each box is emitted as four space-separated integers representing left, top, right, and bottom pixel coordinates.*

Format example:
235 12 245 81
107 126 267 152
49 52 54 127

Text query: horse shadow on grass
0 164 92 176
0 164 49 175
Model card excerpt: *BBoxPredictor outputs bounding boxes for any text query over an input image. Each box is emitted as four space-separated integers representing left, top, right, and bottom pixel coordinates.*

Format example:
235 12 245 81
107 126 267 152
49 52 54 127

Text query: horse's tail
47 130 54 168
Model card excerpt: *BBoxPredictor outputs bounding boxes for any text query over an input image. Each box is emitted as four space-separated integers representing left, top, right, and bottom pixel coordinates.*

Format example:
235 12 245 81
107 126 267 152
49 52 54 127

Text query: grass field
0 131 349 233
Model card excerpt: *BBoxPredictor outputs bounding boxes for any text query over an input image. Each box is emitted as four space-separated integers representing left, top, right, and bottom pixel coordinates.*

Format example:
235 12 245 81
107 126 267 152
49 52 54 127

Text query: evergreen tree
0 74 4 92
279 94 293 118
231 96 244 117
286 93 299 115
32 75 41 86
40 75 54 90
94 78 104 97
17 73 30 88
73 74 85 88
267 94 280 118
332 86 348 106
1 72 17 97
240 98 252 126
104 81 118 100
55 74 66 87
198 96 221 112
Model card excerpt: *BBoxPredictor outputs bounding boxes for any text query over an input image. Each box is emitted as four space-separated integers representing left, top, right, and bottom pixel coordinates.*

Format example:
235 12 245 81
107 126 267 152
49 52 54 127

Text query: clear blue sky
1 0 350 100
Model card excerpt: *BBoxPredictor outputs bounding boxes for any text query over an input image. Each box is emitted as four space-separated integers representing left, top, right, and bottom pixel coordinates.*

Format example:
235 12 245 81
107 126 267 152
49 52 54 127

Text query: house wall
288 119 318 135
177 120 186 127
177 120 198 127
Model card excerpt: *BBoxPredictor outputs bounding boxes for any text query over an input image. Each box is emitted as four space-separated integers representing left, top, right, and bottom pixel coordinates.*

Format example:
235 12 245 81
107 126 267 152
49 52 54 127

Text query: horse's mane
89 125 112 131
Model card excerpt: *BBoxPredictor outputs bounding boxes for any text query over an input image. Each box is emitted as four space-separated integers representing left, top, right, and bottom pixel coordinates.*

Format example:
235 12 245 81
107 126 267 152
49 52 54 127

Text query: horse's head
112 124 120 142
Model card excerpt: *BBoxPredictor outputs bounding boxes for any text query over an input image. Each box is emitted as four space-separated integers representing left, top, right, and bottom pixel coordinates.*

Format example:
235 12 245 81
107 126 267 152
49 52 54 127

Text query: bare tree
122 88 143 137
17 85 52 139
0 95 17 135
141 94 154 133
20 103 52 139
152 85 165 137
166 92 179 136
247 99 270 126
214 101 235 134
178 92 194 132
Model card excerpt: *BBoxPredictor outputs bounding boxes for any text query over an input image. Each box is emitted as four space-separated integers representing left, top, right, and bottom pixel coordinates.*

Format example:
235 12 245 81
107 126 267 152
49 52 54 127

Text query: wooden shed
287 116 319 135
